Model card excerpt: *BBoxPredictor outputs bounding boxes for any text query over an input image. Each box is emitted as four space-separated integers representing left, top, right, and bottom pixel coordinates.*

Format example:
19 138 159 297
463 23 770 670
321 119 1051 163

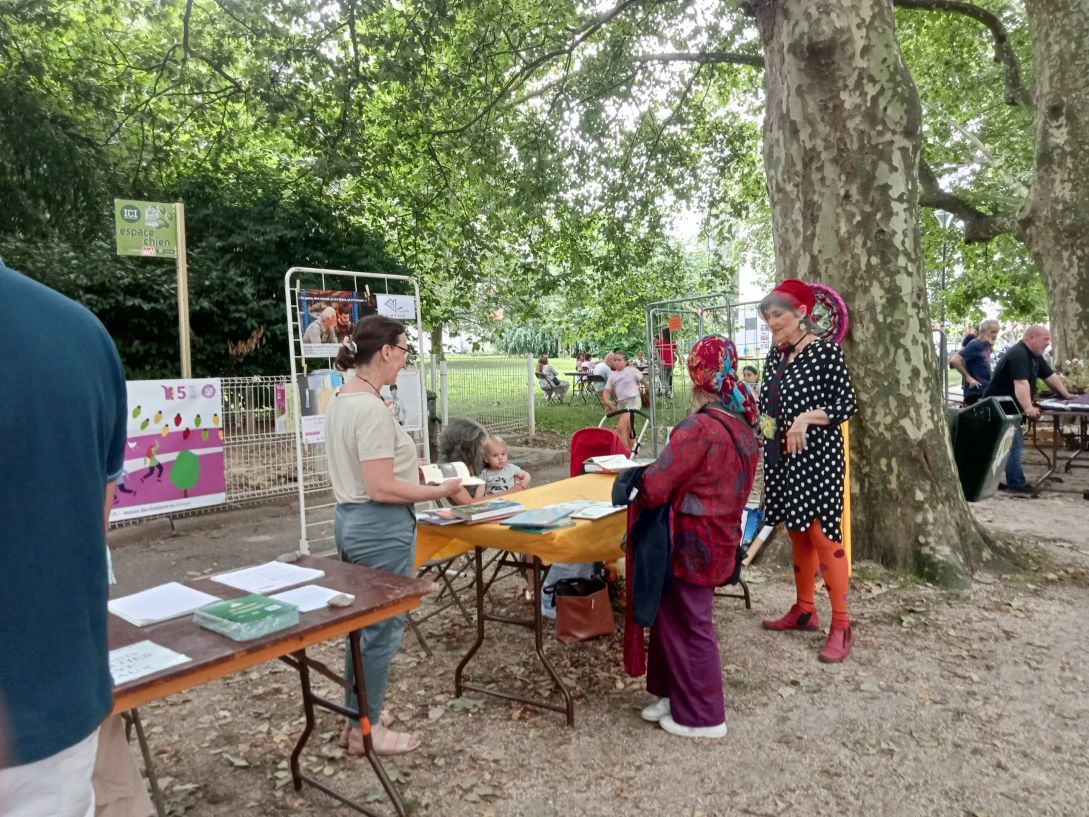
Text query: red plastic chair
568 426 629 476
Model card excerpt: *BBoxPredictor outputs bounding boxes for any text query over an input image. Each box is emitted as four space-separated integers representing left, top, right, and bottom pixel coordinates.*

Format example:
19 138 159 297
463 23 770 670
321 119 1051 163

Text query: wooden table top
109 555 431 713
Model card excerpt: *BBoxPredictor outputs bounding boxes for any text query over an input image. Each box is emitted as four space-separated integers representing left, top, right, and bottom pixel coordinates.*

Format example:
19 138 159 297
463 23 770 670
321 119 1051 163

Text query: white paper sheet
108 582 221 626
269 584 345 613
210 561 325 594
110 640 192 685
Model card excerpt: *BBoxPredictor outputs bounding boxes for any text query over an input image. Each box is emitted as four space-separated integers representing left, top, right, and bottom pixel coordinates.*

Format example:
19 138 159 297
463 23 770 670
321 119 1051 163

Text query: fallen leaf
859 680 881 694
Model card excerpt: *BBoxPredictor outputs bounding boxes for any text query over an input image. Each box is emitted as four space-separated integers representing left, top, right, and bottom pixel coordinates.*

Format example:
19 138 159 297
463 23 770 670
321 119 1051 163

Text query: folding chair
584 374 607 409
535 372 564 405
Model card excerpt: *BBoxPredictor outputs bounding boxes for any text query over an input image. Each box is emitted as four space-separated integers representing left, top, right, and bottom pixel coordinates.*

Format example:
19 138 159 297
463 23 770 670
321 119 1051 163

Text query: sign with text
114 199 178 258
110 378 226 521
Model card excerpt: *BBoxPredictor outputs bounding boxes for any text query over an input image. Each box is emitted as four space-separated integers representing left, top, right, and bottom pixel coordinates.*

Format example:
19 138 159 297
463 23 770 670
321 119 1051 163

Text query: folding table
109 556 431 817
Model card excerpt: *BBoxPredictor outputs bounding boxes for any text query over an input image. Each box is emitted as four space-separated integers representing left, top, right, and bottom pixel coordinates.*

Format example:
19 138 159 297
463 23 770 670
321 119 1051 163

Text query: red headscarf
771 279 815 316
687 335 758 426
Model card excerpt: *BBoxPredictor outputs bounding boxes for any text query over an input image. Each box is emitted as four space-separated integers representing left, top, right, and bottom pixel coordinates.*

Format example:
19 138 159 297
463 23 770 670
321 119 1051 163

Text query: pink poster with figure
109 378 227 522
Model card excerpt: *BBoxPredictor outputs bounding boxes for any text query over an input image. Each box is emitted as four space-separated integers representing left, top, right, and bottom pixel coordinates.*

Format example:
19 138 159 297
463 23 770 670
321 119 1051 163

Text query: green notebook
194 594 299 641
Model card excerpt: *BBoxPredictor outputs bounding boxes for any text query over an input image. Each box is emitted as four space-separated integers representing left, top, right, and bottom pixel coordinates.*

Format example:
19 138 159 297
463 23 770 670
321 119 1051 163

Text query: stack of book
450 498 524 523
194 594 299 641
418 498 525 525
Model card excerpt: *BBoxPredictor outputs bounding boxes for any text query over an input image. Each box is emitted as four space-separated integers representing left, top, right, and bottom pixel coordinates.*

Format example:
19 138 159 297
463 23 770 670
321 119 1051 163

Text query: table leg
1031 417 1059 493
454 548 575 725
125 709 167 817
1064 416 1089 473
282 638 406 817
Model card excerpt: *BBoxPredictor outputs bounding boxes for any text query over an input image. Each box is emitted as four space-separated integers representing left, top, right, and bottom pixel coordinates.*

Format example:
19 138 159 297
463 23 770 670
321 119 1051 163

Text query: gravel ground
108 454 1089 817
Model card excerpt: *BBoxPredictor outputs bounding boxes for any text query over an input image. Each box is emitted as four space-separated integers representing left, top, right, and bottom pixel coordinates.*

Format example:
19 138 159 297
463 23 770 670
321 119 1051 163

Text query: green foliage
495 327 559 357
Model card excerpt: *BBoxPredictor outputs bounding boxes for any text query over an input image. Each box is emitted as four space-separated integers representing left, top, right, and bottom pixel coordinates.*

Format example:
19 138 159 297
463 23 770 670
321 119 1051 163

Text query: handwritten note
110 640 191 685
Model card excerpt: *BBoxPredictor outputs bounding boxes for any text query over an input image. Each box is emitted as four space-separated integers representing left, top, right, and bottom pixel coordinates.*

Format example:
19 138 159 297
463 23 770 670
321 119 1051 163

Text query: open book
419 461 484 487
582 454 648 473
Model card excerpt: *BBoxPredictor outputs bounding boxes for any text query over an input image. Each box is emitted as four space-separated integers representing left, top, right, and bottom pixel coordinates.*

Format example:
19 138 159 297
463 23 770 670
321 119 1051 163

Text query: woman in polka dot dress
757 279 858 662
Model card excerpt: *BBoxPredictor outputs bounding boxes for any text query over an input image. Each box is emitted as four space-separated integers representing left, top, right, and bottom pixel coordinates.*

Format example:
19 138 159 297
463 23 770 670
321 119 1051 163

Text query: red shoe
818 623 853 663
762 604 820 631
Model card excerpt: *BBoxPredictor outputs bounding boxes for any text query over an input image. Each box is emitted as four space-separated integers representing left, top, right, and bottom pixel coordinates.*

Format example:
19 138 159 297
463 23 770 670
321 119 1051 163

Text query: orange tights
788 520 850 628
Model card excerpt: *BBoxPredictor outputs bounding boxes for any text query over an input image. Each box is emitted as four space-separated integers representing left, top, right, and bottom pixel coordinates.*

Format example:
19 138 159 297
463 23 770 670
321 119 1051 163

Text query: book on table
448 498 524 523
416 507 465 526
500 506 575 528
108 582 222 627
194 594 300 641
582 454 650 473
419 461 484 487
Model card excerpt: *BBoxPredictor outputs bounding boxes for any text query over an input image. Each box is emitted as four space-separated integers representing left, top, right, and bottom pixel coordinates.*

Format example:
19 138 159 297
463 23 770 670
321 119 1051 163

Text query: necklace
357 375 382 395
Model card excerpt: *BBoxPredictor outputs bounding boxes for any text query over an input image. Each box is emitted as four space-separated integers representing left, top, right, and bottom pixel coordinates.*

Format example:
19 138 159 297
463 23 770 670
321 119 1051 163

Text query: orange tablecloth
415 473 626 567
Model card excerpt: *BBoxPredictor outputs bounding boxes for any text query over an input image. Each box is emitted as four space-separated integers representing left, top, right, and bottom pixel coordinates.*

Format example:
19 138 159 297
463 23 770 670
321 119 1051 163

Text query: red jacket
639 407 759 586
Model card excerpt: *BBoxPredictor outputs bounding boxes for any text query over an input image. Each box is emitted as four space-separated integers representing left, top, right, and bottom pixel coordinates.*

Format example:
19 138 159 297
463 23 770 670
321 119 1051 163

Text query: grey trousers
334 501 416 725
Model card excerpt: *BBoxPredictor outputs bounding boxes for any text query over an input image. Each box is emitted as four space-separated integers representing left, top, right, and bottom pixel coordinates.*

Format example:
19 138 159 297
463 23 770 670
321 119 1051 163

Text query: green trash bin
948 395 1022 502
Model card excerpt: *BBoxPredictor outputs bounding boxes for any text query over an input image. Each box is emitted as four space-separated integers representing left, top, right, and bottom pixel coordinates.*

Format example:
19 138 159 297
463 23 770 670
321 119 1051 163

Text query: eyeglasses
390 343 419 365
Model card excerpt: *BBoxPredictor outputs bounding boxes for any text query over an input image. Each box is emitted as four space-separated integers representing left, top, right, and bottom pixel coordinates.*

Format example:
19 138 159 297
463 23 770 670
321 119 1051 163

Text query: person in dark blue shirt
0 260 127 812
984 325 1074 493
950 319 999 406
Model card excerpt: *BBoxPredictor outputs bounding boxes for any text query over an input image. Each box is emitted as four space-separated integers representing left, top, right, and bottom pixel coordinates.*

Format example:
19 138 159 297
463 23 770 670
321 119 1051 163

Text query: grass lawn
440 355 688 441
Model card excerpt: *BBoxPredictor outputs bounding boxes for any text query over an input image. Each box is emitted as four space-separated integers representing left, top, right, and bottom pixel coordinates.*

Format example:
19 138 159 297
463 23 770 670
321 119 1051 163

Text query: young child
741 365 760 401
478 435 531 497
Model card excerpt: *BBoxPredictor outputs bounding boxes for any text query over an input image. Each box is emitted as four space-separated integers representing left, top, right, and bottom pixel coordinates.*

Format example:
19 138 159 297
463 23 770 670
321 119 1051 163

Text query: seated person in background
439 417 490 504
480 435 531 496
949 319 999 406
634 351 650 372
592 353 614 392
741 365 760 400
603 351 644 452
536 355 570 399
577 353 593 372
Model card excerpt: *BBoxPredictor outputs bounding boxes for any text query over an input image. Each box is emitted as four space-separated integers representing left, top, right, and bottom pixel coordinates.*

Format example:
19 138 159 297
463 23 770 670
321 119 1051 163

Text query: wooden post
842 420 852 576
175 203 192 378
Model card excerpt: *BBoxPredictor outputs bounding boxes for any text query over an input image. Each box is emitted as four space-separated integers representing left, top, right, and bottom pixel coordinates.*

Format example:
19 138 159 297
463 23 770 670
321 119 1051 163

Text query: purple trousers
646 577 725 727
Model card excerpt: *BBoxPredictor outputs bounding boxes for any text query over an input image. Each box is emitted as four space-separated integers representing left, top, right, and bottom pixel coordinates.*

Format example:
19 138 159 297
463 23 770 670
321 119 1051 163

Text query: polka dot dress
759 339 857 542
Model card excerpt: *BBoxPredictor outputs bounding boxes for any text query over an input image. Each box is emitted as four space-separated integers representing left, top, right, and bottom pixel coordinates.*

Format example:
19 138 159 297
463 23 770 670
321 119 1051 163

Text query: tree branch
632 51 764 69
893 0 1033 108
427 0 644 136
918 159 1021 242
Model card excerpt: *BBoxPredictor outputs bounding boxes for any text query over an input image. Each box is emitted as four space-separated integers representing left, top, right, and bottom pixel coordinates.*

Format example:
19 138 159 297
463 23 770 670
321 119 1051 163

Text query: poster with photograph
110 379 227 522
296 369 344 443
298 288 377 358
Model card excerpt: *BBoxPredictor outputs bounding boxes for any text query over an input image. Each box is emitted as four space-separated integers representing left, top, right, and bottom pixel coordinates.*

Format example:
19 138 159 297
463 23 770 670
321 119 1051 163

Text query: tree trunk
751 0 998 584
1021 0 1089 364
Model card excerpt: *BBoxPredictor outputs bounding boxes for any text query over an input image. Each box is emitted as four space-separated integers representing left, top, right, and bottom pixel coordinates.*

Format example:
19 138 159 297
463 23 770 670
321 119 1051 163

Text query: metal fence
435 354 533 437
112 359 535 527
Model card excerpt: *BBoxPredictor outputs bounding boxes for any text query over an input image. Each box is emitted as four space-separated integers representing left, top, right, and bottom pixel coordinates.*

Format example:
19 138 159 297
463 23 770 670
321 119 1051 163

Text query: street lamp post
935 210 955 402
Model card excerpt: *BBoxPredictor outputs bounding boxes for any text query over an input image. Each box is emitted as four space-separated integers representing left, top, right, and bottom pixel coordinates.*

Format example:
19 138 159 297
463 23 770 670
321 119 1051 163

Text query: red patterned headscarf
687 335 758 426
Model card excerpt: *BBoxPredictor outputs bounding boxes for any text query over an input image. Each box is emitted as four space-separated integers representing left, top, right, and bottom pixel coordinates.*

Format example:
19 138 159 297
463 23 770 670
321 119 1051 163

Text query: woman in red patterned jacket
637 334 760 739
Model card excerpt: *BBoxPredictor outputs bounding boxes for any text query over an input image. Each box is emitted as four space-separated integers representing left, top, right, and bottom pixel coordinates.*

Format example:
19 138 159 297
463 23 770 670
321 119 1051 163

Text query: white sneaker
659 714 727 739
640 697 671 722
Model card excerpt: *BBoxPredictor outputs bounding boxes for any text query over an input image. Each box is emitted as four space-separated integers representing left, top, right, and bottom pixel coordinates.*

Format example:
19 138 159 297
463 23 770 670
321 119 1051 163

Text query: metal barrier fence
112 360 535 527
436 354 533 437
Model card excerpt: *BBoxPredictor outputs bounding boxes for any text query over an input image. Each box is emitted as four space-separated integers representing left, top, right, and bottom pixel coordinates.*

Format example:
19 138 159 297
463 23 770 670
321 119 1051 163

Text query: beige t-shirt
325 391 418 504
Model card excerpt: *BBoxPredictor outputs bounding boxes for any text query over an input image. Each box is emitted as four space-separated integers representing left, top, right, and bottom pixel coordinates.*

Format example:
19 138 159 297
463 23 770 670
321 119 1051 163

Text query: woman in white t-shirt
326 316 461 756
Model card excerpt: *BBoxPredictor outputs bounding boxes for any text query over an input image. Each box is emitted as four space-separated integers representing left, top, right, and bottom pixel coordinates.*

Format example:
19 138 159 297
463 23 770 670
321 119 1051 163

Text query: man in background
950 319 999 406
984 324 1074 494
0 259 128 815
592 352 614 395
